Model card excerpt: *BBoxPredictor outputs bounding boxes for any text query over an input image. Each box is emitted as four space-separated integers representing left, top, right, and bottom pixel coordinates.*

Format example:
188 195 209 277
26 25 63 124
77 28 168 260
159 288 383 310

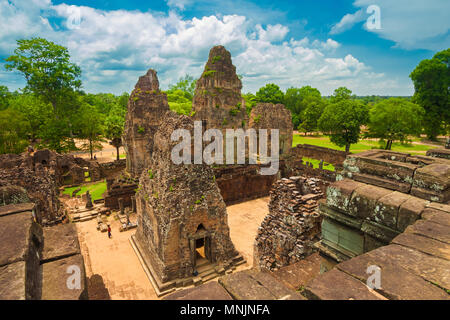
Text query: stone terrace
0 203 87 300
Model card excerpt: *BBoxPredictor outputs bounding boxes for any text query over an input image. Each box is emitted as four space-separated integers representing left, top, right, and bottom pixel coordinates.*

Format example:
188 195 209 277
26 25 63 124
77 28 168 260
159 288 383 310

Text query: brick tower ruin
192 45 247 131
122 69 170 177
125 70 243 295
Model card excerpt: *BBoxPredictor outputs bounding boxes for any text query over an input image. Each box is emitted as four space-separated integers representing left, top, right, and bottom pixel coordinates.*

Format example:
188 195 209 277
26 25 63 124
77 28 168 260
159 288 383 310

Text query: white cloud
330 9 366 35
256 24 289 42
0 0 410 95
166 0 191 11
331 0 450 51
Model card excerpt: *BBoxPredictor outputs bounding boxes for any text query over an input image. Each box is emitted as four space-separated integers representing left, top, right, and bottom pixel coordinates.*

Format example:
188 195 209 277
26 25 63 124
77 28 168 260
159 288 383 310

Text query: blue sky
1 0 449 96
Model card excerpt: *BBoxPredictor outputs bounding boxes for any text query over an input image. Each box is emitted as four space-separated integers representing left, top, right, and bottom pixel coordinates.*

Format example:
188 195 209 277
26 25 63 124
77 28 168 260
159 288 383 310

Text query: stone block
373 191 411 229
391 232 450 261
349 184 393 219
163 281 232 300
336 249 449 300
325 179 365 213
304 268 384 300
41 223 81 262
404 219 450 244
421 208 450 227
397 197 429 232
371 244 450 291
41 254 87 300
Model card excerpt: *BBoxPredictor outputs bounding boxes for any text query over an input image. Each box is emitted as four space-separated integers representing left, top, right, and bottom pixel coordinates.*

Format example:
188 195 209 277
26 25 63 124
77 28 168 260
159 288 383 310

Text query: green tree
297 97 327 135
410 48 450 140
330 86 354 103
319 98 369 152
0 108 30 154
367 98 424 150
5 38 82 152
8 93 52 143
242 92 257 115
255 83 284 104
105 104 125 160
168 74 197 100
75 103 105 159
0 86 12 111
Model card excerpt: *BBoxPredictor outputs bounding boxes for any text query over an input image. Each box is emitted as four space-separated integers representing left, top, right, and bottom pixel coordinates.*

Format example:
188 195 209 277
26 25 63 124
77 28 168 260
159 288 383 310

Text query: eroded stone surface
254 177 323 271
122 69 170 178
42 223 81 262
41 254 87 300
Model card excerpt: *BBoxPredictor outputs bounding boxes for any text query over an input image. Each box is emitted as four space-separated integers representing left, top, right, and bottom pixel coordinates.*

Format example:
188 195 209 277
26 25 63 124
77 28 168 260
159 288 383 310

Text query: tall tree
75 103 105 159
255 83 285 104
297 96 327 135
284 86 322 128
0 108 30 154
5 38 82 152
319 88 369 152
367 98 424 150
410 48 450 140
0 86 12 111
104 104 125 160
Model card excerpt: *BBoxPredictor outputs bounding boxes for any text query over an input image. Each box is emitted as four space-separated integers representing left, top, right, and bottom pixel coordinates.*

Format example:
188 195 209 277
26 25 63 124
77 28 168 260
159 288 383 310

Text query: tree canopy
319 88 369 152
410 48 450 140
255 83 285 104
367 98 424 150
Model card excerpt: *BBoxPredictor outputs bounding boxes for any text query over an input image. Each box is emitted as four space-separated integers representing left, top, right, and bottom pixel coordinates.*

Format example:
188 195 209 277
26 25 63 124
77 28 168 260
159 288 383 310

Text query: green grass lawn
119 154 126 159
62 180 107 200
292 134 434 155
302 157 335 171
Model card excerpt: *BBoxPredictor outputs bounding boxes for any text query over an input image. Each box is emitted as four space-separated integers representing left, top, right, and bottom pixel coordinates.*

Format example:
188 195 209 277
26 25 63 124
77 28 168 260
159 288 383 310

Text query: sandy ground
75 197 270 300
69 140 126 163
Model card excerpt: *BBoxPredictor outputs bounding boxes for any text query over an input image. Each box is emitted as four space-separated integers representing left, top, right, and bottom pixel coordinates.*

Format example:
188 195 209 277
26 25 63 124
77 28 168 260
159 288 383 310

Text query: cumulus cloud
331 0 450 51
0 0 407 95
330 9 366 35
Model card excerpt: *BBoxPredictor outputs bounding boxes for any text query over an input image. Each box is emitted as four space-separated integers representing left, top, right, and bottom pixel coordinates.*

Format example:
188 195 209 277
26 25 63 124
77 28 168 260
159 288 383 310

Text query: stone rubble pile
254 176 324 271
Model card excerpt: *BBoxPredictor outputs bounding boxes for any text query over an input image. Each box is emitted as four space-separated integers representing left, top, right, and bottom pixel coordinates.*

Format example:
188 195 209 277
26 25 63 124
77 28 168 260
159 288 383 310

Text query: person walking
107 225 112 239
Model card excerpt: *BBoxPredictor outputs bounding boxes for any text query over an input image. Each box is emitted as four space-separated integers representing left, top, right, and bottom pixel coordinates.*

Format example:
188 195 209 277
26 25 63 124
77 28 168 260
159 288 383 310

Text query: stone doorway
191 224 212 269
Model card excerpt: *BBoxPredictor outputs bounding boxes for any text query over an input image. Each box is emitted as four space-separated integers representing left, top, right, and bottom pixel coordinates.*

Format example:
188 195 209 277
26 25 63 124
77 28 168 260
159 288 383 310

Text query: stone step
202 272 219 283
197 263 216 275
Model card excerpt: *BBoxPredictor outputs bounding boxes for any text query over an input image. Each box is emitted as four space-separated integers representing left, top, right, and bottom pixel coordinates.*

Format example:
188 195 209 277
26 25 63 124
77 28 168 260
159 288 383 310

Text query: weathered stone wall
249 103 293 157
0 149 105 224
213 164 279 205
122 69 170 178
99 159 126 180
317 150 450 268
339 150 450 203
291 144 349 168
426 148 450 160
254 176 324 271
104 176 137 209
134 111 240 284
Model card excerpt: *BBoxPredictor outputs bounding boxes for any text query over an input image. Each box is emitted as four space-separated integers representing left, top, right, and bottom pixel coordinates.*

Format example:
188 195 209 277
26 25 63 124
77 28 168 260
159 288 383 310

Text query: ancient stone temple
122 69 170 178
130 110 243 296
249 103 293 157
316 149 450 270
192 45 247 131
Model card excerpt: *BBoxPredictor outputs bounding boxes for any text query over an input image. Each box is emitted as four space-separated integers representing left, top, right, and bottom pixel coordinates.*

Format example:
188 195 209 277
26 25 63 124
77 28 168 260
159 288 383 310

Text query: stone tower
132 111 243 294
249 103 293 157
192 45 247 130
122 69 170 177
